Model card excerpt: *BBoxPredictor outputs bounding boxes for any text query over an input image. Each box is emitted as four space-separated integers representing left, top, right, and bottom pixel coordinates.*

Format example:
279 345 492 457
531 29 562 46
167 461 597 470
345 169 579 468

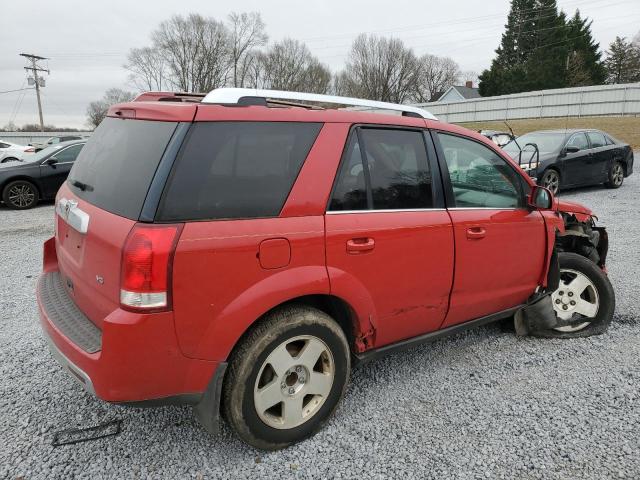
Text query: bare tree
124 47 167 91
338 34 419 103
86 88 136 128
228 12 268 87
414 54 461 102
152 14 231 92
259 38 331 93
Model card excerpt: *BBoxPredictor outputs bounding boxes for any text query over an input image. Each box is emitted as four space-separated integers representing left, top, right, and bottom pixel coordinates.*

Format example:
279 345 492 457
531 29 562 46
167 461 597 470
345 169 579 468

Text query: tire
540 168 561 195
606 161 624 188
535 252 615 338
2 180 39 209
1 157 19 164
222 305 350 450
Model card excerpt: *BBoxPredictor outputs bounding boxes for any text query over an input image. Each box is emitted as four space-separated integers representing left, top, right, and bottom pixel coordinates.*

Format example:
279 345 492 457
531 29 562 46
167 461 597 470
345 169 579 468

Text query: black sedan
0 140 85 209
502 129 634 194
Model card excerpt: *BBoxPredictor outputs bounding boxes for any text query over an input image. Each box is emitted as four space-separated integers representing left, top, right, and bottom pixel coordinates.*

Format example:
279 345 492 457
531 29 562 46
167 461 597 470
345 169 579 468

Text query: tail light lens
120 223 183 311
24 147 35 153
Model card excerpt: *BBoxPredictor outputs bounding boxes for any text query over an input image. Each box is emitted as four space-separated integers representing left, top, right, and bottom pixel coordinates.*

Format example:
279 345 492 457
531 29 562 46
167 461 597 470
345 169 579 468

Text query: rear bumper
37 267 220 404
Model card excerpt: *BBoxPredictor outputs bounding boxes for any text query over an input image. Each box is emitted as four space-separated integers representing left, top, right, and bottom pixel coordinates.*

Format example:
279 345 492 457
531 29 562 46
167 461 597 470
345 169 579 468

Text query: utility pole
19 53 49 132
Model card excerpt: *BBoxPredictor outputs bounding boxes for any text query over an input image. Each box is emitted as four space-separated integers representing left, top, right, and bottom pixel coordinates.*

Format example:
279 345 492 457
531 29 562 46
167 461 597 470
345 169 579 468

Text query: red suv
37 89 614 450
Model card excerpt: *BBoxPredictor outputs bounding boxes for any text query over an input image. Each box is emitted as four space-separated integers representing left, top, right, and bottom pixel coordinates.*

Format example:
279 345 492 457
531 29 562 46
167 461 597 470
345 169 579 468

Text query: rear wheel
539 252 614 338
540 169 560 195
606 161 624 188
222 305 350 450
2 180 39 209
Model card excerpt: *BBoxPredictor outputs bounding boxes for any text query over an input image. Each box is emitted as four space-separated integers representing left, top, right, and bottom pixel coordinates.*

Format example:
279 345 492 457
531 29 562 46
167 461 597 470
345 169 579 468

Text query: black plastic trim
193 362 228 434
355 306 521 364
139 122 191 222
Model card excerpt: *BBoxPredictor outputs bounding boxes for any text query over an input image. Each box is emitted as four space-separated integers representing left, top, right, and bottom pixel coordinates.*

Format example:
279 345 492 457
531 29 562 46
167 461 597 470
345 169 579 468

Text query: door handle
346 237 375 254
466 227 486 240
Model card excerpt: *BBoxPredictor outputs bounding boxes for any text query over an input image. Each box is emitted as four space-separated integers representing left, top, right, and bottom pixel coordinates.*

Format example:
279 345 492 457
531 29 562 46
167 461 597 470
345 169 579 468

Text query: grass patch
456 116 640 150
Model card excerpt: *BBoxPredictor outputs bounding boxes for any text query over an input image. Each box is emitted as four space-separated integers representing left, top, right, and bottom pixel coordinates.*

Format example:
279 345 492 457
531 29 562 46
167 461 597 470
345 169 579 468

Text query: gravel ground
1 168 639 480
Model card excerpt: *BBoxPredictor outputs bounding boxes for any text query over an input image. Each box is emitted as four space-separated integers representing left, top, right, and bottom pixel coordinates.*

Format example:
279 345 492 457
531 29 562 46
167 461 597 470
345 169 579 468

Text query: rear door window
329 127 433 211
68 117 178 219
587 131 606 148
158 122 322 221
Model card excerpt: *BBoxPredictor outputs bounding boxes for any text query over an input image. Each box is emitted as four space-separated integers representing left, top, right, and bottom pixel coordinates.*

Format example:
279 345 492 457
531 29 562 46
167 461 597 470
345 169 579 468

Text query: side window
158 122 322 221
53 144 84 162
360 129 432 210
587 132 606 148
329 134 367 211
566 133 589 151
437 133 523 209
605 135 616 145
329 128 433 211
0 143 9 148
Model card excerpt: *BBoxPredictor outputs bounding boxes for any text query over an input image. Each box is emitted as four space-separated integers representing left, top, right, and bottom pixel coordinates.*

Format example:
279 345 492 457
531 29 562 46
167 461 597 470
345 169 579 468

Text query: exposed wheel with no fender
534 252 615 338
221 305 350 450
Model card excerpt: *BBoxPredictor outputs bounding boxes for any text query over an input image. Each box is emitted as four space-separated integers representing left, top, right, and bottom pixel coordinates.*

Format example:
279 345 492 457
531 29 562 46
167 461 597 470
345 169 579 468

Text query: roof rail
134 91 206 103
201 88 438 120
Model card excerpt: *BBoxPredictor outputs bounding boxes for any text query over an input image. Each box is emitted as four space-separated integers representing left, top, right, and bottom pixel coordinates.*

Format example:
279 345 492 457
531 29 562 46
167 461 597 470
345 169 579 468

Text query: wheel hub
551 268 599 333
281 365 308 396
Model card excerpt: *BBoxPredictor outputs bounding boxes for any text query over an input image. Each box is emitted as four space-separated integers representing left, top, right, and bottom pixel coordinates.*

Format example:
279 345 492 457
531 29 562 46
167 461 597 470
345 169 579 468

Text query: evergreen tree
566 10 606 85
604 37 640 84
480 0 607 95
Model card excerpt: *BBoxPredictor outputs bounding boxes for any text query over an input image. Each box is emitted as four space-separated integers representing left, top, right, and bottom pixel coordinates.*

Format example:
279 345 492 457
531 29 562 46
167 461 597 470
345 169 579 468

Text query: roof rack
201 88 438 120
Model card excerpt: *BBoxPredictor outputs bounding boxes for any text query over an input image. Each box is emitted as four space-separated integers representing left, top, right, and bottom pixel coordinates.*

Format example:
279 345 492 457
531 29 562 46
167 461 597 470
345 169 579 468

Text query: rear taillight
24 147 35 153
120 223 183 311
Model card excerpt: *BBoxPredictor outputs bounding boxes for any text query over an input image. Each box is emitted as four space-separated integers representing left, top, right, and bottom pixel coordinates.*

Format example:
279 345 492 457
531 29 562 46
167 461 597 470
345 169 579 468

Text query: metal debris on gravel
1 164 639 479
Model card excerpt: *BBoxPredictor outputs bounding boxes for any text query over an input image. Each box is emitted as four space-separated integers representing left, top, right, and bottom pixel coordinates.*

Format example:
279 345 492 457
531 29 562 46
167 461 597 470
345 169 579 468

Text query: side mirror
529 185 554 210
565 145 580 154
45 157 58 166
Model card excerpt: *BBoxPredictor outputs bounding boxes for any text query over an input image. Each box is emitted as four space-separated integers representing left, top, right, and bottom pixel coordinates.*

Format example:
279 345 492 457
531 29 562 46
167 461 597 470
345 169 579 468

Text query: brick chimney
465 80 473 88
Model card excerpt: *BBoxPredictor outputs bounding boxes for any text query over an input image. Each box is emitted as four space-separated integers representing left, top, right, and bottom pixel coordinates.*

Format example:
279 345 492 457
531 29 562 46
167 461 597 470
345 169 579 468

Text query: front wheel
540 169 560 195
222 305 350 450
606 161 624 188
540 252 615 338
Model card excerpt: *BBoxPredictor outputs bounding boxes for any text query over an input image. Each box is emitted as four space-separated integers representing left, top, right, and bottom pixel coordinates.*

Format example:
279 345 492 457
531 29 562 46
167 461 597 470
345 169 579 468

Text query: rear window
158 122 322 221
68 117 178 219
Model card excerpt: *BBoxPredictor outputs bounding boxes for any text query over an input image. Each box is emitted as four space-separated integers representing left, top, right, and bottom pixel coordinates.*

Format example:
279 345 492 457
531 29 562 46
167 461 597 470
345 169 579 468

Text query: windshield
503 132 567 157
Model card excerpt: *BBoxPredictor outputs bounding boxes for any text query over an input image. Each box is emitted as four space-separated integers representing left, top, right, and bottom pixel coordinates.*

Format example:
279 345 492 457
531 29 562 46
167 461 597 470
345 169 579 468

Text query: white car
0 140 35 163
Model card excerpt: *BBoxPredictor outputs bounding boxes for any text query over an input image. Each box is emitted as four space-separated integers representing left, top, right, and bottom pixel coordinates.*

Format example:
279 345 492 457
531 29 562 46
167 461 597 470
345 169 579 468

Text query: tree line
124 12 467 102
479 0 640 96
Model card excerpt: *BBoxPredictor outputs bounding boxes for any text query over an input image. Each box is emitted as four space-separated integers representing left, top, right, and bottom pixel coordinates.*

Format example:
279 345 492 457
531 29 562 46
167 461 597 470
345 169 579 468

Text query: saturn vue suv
36 88 615 450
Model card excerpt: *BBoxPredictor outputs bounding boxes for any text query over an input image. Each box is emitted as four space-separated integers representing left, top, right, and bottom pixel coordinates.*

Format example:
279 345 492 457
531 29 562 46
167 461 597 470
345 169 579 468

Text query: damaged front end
515 205 610 336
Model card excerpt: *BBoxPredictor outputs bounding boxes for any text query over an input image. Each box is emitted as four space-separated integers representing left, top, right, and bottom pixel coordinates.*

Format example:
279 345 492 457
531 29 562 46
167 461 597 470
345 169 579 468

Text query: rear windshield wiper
69 179 94 192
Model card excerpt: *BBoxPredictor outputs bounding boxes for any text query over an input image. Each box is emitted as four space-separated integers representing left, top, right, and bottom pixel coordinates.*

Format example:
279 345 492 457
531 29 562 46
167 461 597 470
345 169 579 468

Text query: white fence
0 131 92 146
416 83 640 123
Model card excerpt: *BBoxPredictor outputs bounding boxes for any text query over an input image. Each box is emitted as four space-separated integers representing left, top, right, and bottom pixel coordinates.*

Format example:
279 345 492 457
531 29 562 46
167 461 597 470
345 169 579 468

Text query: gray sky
1 0 638 129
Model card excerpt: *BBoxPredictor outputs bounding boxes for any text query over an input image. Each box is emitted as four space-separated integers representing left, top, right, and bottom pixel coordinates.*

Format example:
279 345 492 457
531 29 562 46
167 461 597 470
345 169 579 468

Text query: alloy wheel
7 184 36 208
543 171 560 195
612 163 624 186
253 335 334 430
551 268 600 332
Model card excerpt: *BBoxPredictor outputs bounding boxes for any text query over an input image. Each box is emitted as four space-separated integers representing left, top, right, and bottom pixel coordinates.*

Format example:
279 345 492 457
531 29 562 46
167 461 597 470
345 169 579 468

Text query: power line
0 87 35 95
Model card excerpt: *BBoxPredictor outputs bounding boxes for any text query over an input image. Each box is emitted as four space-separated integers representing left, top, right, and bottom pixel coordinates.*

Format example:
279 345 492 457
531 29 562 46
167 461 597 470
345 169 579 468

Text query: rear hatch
55 117 179 328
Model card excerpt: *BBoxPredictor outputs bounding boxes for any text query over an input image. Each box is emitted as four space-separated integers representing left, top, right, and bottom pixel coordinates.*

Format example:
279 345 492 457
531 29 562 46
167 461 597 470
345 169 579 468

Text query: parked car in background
502 129 634 195
479 130 514 147
36 89 614 450
30 135 85 152
0 140 36 163
1 140 85 209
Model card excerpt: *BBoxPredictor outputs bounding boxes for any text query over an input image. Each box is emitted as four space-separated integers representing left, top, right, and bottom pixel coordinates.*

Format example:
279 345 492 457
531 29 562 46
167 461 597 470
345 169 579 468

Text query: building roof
434 85 481 102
